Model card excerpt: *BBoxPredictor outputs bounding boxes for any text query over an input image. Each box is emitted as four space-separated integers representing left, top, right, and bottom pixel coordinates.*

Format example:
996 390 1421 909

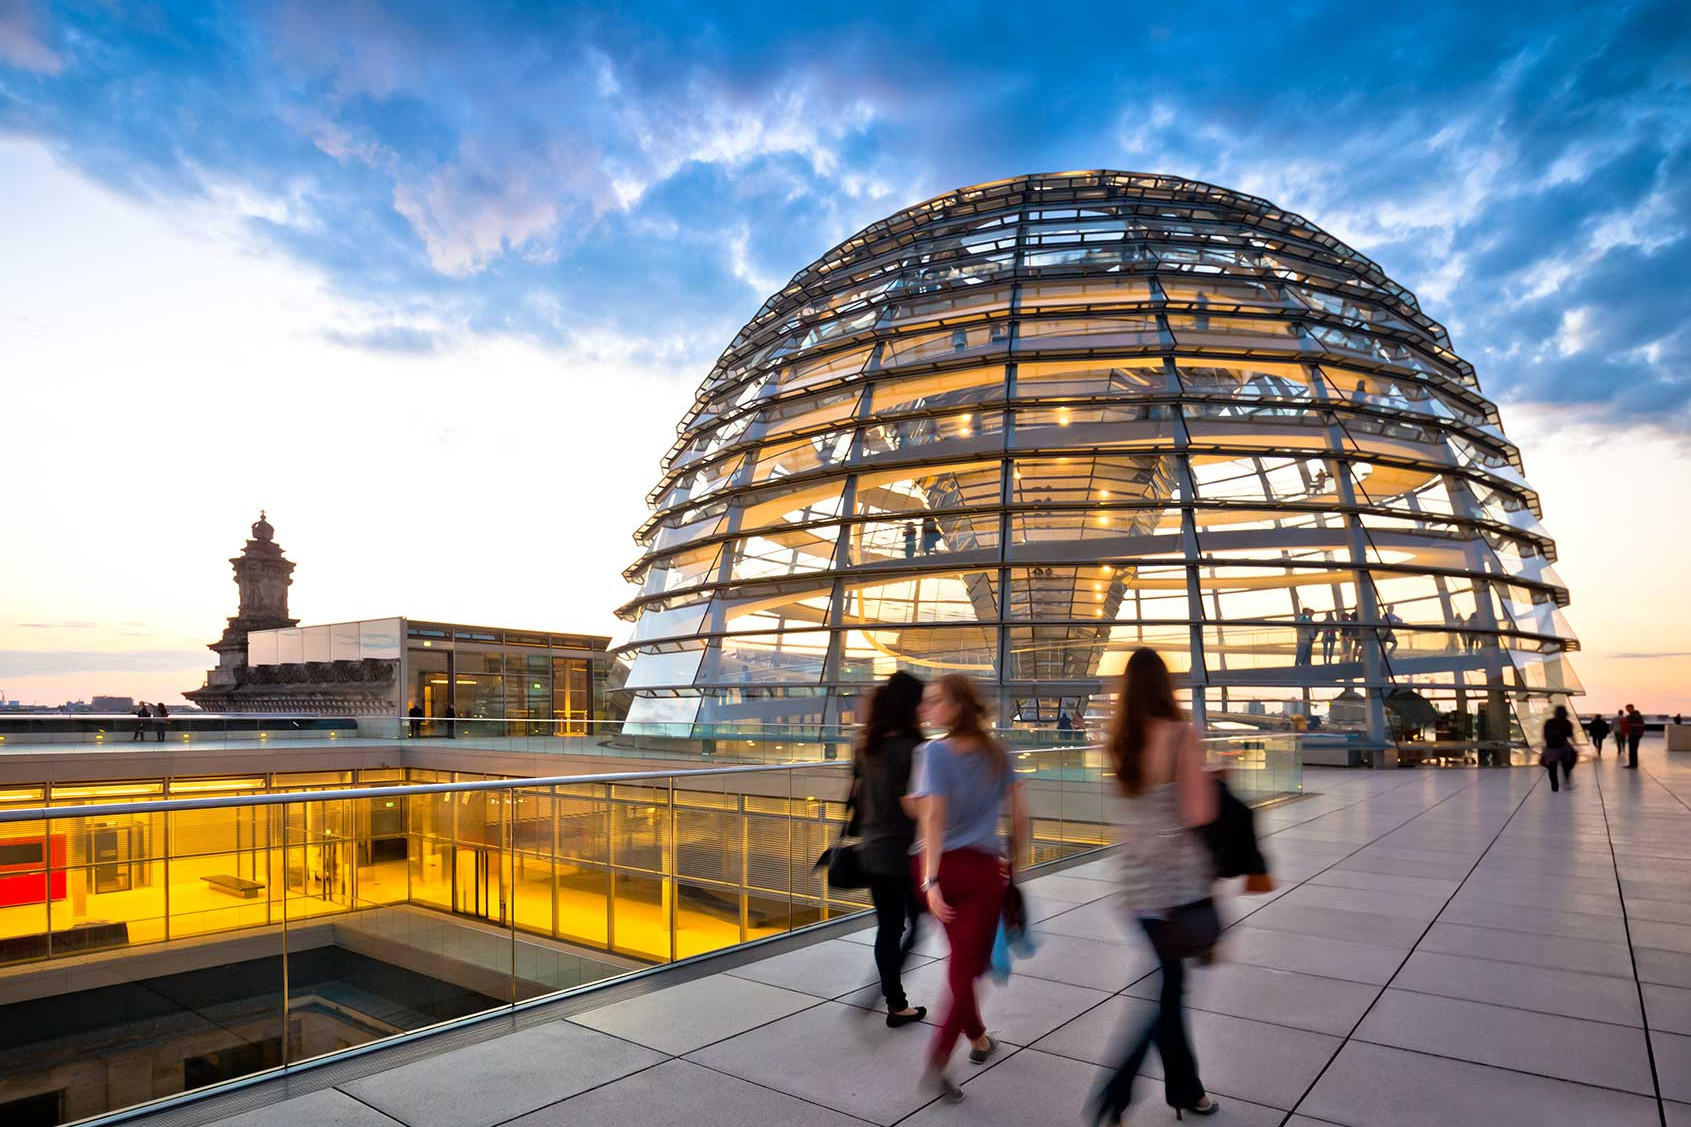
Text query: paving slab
1435 898 1629 942
686 1000 961 1125
1392 950 1642 1026
724 937 904 998
502 1059 864 1127
568 972 821 1054
1655 1029 1691 1104
859 958 1113 1045
1353 989 1654 1095
1218 925 1408 986
1235 901 1427 948
1417 921 1634 977
1298 1040 1660 1127
341 1021 666 1127
1644 982 1691 1035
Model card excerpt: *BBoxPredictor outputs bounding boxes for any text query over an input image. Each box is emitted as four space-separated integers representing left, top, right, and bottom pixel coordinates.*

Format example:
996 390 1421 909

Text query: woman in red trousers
914 673 1028 1102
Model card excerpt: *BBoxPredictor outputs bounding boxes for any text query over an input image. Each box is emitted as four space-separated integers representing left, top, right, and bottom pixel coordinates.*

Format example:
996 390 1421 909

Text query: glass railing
0 713 1096 762
0 746 1152 1125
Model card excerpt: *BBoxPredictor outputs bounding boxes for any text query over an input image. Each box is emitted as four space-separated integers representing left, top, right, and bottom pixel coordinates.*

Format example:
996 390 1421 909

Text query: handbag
1153 897 1222 961
813 797 870 889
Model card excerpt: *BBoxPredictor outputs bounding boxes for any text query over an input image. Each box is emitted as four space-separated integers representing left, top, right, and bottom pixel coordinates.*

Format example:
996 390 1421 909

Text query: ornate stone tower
187 512 299 703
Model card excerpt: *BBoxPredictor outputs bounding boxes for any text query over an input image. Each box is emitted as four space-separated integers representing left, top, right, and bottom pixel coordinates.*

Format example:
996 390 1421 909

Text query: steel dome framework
614 171 1581 758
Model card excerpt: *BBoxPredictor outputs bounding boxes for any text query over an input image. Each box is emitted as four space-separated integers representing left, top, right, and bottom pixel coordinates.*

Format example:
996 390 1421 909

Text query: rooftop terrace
106 737 1691 1127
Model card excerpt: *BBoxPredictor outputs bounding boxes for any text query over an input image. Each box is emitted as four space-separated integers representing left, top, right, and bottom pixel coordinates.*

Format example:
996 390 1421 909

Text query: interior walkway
137 739 1691 1127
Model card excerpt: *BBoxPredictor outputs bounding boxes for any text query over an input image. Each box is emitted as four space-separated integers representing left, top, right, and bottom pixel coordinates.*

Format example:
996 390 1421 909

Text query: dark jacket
1544 717 1575 750
1197 778 1268 879
852 734 921 875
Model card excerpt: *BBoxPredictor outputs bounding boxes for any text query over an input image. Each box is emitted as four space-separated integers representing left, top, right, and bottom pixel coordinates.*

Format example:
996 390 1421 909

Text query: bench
201 874 264 899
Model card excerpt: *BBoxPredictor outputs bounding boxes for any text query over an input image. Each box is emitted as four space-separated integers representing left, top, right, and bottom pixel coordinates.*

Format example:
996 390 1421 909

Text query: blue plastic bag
989 915 1039 984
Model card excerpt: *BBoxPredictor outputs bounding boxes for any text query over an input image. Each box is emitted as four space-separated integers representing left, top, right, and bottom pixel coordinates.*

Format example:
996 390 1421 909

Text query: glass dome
615 171 1581 758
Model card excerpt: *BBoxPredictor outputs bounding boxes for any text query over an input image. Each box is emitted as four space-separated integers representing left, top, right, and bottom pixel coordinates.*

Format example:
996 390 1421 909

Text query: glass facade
616 171 1581 761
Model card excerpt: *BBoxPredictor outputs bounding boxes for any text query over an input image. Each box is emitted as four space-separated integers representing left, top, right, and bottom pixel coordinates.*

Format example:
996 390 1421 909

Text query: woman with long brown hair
851 670 928 1027
913 673 1028 1102
1091 648 1220 1124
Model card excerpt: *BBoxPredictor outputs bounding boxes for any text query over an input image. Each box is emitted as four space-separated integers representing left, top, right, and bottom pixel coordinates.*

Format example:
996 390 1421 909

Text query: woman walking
1541 705 1576 792
1092 649 1220 1124
852 671 928 1028
915 674 1028 1102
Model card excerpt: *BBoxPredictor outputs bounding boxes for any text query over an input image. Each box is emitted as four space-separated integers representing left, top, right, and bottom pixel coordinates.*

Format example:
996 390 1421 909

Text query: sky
1 0 1688 711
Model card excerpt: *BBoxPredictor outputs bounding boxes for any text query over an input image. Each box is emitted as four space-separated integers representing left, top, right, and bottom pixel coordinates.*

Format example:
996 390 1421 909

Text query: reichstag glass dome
616 171 1581 759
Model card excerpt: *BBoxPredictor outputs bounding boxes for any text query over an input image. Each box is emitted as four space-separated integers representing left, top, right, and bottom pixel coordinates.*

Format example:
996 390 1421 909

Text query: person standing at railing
914 673 1028 1102
133 701 150 741
1090 648 1220 1124
1623 704 1643 768
154 700 169 741
1320 611 1338 664
851 671 929 1029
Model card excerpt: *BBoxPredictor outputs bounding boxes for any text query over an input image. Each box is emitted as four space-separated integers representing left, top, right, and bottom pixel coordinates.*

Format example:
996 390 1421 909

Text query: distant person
852 671 928 1029
1379 606 1403 657
1676 713 1684 727
1624 704 1643 768
154 701 169 741
1587 712 1610 756
903 522 917 559
445 705 457 739
1341 610 1361 663
1057 709 1074 734
1091 648 1220 1124
133 702 150 741
914 673 1028 1102
1615 710 1629 765
408 702 423 738
1294 609 1315 666
920 516 942 556
1320 612 1338 663
1541 705 1576 792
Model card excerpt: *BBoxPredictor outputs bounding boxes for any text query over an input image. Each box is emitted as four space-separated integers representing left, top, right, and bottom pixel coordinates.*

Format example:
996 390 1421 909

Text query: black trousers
1545 758 1572 791
1098 917 1205 1115
865 865 921 1012
1627 733 1642 767
1592 734 1605 754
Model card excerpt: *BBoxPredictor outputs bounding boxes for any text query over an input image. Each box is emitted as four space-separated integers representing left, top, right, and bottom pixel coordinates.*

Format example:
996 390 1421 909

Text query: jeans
1545 758 1572 791
928 848 1006 1068
1098 917 1205 1114
866 863 921 1011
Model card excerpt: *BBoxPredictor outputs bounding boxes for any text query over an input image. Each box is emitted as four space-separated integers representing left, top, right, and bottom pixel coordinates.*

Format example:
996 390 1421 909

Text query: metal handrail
0 759 850 824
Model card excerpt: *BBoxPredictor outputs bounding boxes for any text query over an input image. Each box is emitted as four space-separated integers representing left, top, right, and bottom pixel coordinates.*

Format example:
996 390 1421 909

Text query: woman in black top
852 670 928 1027
1542 706 1576 792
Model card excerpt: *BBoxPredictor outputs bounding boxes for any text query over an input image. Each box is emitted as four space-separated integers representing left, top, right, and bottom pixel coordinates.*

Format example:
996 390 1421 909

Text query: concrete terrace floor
138 740 1691 1127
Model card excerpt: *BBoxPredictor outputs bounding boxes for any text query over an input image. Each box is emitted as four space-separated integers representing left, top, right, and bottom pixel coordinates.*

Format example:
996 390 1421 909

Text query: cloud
323 323 446 353
15 620 98 629
0 649 209 677
0 0 1685 425
0 0 60 74
1609 651 1691 659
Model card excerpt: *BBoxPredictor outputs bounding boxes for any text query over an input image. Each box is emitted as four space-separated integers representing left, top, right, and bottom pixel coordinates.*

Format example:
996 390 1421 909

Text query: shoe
968 1034 998 1064
1175 1095 1221 1118
1087 1094 1126 1127
923 1068 964 1103
886 1006 927 1028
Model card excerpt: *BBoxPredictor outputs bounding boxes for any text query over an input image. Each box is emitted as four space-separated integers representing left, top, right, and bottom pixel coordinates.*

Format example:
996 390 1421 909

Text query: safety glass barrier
0 744 1216 1125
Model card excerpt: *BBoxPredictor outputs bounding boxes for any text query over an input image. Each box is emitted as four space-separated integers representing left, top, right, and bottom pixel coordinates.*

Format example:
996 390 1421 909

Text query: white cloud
1554 306 1594 356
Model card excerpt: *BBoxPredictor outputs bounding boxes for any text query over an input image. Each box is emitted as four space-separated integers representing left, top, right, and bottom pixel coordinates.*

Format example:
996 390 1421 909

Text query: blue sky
4 0 1687 420
1 0 1689 708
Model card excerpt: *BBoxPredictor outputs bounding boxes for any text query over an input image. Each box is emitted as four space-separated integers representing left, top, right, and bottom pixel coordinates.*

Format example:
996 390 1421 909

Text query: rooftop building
616 171 1582 763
